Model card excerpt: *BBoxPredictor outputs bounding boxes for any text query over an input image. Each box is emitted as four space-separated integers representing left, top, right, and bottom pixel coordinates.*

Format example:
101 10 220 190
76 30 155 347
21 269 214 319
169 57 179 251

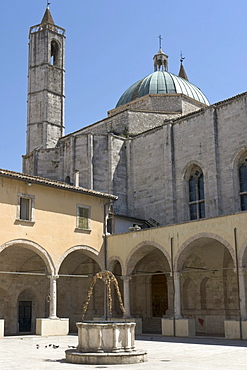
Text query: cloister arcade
0 226 246 338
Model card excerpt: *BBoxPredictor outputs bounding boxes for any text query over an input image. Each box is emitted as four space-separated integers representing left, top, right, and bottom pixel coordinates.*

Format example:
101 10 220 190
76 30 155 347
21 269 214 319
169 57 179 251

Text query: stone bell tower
26 7 65 154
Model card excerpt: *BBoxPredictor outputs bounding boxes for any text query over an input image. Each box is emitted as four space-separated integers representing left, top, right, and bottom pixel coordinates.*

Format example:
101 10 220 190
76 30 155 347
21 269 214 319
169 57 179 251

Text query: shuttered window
20 197 31 221
77 206 90 229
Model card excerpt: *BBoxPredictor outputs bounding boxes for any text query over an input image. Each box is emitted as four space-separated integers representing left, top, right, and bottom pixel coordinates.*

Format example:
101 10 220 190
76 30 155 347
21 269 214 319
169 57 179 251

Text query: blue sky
1 0 247 172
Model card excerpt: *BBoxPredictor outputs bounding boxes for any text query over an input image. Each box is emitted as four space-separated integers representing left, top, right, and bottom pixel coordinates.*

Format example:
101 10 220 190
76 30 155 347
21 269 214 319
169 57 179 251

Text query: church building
0 7 247 339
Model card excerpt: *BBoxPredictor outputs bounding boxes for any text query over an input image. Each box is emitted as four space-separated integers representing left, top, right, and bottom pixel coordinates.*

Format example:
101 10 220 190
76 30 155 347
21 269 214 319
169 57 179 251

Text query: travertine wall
108 94 204 117
24 92 247 226
27 26 65 153
128 94 247 225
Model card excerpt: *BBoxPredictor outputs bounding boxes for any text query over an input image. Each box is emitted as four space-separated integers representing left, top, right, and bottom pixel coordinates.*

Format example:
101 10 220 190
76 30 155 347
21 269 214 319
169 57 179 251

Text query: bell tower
26 7 65 154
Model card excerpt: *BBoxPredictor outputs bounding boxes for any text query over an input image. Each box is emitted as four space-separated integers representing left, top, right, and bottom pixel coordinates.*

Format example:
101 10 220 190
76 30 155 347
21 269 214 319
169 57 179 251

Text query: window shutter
20 198 31 220
78 207 89 229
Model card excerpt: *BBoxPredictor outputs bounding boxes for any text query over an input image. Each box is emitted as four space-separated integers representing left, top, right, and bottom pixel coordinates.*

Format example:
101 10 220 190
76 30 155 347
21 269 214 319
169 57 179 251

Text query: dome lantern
153 35 168 72
153 48 168 72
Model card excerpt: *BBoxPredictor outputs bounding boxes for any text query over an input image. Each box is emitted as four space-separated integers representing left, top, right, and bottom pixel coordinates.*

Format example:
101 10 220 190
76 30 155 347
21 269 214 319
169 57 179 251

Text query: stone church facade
23 10 247 231
0 7 246 338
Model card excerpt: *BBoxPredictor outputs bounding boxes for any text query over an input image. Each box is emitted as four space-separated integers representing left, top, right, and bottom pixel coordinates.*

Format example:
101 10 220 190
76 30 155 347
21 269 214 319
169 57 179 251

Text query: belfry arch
50 39 60 66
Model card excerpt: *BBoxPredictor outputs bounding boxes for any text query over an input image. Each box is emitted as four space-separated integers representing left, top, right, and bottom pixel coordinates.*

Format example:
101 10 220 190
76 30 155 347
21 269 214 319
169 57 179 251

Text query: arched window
239 160 247 211
50 40 59 66
188 167 205 220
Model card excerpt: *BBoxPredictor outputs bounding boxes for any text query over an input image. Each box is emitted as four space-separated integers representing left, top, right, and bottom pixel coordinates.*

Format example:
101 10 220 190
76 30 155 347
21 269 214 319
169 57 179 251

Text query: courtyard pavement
0 334 246 369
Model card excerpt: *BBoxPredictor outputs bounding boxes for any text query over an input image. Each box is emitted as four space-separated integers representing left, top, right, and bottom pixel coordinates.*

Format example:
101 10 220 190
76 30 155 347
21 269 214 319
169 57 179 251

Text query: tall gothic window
188 168 205 220
239 161 247 211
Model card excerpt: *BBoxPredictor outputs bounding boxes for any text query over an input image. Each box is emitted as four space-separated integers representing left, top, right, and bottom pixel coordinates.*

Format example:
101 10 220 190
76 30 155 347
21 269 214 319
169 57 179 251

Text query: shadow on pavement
136 334 247 348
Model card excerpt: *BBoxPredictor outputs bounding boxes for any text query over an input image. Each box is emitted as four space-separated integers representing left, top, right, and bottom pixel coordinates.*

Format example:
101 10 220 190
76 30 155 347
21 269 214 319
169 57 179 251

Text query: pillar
48 275 59 319
174 272 182 318
121 276 132 317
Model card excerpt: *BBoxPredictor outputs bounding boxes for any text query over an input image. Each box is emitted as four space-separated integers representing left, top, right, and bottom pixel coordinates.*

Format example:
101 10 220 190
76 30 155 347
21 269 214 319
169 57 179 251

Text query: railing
30 23 65 35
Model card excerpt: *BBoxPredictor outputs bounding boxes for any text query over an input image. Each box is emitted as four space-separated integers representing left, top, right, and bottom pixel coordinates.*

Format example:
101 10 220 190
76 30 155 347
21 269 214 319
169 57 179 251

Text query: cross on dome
153 35 168 72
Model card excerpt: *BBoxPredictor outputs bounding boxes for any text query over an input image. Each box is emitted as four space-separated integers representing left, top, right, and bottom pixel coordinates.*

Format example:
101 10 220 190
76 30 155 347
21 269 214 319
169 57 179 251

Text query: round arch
239 238 247 267
0 239 55 275
108 256 124 274
16 285 38 303
174 232 236 271
56 245 103 274
125 240 171 276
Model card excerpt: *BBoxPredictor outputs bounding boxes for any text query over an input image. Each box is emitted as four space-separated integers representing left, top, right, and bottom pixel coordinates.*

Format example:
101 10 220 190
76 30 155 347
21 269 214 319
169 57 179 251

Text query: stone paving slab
0 334 246 369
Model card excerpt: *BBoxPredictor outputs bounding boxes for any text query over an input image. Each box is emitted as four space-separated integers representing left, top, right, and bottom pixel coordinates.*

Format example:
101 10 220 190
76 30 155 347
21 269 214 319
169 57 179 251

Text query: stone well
66 321 147 365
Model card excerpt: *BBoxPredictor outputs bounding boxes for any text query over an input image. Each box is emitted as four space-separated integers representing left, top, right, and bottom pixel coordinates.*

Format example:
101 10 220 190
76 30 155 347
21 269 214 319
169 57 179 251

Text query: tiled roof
0 169 117 200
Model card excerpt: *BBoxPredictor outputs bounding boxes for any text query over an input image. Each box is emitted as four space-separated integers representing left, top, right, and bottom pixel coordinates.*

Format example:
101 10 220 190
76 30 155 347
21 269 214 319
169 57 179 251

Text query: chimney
74 170 79 187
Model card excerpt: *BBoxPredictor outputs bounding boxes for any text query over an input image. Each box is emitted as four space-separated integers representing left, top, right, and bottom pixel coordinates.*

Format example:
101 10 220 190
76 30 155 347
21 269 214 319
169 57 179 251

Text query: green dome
116 71 209 107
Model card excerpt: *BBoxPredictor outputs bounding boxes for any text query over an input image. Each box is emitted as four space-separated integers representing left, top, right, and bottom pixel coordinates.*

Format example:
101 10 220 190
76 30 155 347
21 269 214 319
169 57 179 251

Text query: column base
36 318 69 336
224 320 247 340
0 319 4 338
132 318 142 335
162 318 195 337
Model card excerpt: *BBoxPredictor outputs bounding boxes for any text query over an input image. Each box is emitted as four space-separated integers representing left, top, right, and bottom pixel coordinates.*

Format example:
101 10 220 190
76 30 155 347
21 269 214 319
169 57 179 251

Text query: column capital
238 267 246 276
47 274 59 280
121 275 132 282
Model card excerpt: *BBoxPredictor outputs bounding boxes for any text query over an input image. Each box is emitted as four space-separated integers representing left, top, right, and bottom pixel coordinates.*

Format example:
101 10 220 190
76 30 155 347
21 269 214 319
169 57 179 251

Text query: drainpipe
234 228 243 340
171 237 176 337
103 202 110 321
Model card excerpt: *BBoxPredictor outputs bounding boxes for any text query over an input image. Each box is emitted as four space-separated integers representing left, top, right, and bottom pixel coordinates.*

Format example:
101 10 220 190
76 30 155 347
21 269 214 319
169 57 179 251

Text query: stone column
48 275 59 319
173 272 182 318
239 267 247 320
121 276 132 317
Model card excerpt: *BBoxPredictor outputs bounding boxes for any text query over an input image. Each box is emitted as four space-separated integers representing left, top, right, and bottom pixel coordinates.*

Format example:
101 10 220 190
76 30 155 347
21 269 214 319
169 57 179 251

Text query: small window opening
107 218 113 234
65 176 71 184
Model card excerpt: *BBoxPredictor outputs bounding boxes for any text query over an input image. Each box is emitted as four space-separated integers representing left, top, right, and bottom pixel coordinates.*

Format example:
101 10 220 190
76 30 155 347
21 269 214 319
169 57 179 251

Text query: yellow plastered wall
107 211 247 273
0 176 109 269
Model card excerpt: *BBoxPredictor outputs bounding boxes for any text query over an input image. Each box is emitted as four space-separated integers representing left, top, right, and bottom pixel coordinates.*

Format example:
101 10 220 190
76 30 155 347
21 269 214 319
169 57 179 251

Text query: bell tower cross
26 7 65 154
